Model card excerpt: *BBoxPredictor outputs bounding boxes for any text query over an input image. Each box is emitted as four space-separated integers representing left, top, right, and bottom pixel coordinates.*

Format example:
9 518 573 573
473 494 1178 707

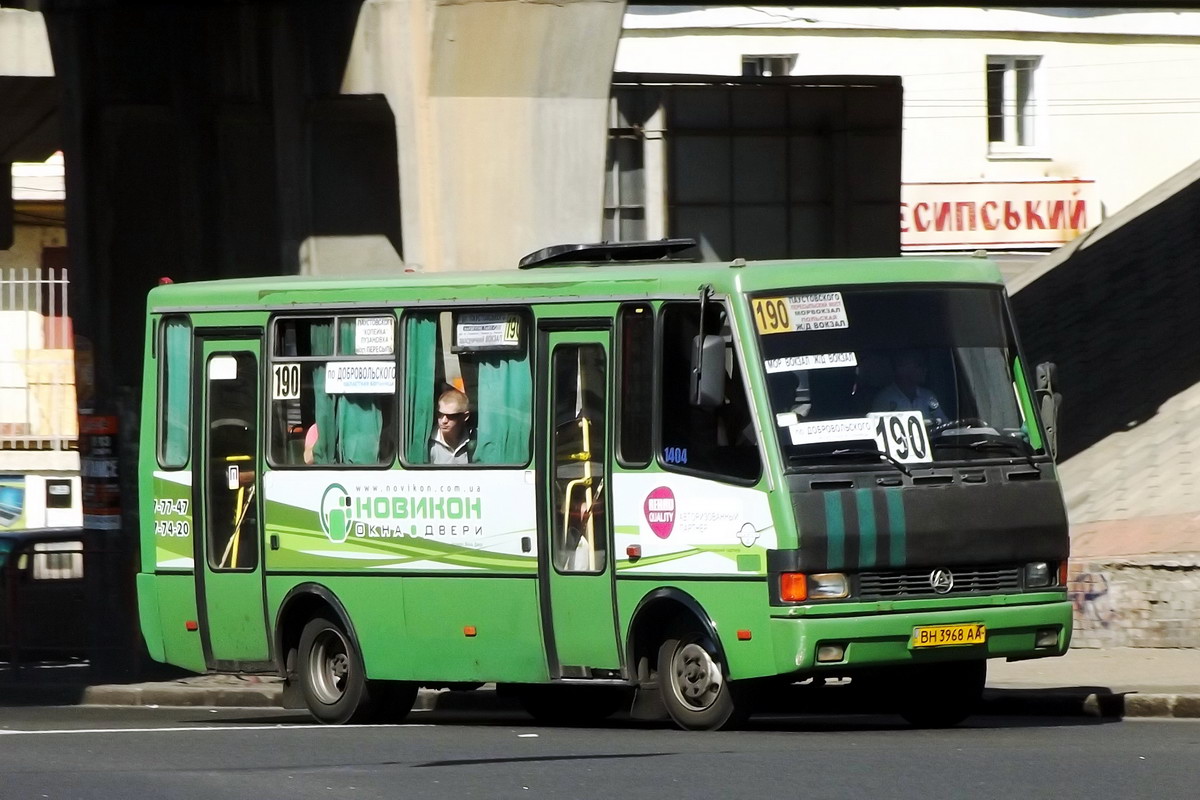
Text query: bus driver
871 348 946 426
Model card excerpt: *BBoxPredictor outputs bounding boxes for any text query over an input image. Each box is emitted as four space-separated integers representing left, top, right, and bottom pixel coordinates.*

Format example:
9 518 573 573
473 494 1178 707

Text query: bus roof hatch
517 238 698 269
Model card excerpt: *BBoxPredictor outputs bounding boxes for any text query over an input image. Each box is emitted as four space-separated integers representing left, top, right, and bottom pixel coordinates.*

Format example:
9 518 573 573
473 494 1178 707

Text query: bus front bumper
768 599 1073 674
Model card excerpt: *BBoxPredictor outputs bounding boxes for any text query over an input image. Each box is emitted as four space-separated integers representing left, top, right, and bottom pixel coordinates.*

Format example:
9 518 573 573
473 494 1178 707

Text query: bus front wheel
657 635 747 731
298 614 377 724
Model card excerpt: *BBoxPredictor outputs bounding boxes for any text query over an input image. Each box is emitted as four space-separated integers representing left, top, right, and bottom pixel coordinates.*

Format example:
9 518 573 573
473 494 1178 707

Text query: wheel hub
308 629 351 704
671 642 723 710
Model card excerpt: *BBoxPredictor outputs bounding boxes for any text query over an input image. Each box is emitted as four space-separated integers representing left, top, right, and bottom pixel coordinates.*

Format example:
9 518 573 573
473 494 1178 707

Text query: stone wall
1068 556 1200 648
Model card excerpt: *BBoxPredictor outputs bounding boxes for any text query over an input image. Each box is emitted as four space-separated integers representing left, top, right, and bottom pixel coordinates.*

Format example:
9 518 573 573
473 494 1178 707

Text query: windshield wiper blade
826 447 912 477
934 438 1037 468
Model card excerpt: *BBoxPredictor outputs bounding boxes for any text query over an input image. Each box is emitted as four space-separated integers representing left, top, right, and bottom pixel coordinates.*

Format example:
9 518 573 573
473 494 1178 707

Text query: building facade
1 154 79 530
615 6 1200 257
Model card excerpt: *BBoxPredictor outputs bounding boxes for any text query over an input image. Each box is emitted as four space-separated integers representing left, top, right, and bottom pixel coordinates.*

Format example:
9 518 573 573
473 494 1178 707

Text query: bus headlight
808 573 849 599
780 572 850 602
1024 561 1052 588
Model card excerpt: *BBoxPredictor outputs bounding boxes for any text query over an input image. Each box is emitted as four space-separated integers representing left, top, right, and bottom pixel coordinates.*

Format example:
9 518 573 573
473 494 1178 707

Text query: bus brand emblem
319 483 351 543
929 569 954 594
644 487 675 539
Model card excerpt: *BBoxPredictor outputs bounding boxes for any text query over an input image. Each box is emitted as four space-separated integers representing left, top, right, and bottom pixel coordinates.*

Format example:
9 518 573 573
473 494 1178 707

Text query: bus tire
657 634 747 731
298 614 377 724
372 680 419 723
898 659 986 728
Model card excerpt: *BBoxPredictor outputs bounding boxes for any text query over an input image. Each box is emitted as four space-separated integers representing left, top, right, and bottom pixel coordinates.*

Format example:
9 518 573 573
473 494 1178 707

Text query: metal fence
0 267 75 451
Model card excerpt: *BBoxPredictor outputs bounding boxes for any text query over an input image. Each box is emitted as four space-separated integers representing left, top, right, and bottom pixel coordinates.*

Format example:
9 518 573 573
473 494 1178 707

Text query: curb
5 684 1200 719
980 688 1200 719
79 684 282 708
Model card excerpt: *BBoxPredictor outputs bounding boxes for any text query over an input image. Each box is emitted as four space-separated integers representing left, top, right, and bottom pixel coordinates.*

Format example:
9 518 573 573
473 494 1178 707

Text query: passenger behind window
302 423 319 465
429 387 472 465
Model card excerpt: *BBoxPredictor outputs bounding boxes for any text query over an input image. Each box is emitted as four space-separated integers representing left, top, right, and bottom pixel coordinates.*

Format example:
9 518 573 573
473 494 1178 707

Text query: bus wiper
934 438 1036 468
827 447 912 477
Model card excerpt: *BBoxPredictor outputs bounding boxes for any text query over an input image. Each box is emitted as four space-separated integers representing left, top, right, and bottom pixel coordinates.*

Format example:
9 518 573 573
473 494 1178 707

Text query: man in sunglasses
429 387 472 465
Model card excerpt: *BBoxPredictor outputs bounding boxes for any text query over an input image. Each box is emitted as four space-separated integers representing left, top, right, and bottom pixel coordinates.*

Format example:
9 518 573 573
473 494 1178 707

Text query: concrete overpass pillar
342 0 626 272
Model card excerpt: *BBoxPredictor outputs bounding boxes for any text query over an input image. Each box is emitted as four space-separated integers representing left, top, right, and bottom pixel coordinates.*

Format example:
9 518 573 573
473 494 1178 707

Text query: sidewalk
3 648 1198 719
982 647 1200 718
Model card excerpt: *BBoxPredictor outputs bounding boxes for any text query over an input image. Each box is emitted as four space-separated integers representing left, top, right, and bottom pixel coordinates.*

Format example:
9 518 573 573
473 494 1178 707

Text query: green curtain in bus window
404 315 437 464
474 346 532 464
333 318 384 464
338 319 357 356
310 323 336 464
162 318 191 467
337 396 382 464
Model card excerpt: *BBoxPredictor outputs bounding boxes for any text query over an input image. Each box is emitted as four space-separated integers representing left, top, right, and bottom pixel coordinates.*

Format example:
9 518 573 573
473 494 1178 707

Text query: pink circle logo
644 486 676 539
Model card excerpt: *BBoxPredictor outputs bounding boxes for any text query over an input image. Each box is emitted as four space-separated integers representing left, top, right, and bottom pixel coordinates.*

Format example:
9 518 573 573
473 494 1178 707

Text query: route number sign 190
870 411 932 464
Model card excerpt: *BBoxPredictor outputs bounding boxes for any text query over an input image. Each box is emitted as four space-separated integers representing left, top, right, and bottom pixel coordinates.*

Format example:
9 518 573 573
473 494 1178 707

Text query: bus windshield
752 285 1042 468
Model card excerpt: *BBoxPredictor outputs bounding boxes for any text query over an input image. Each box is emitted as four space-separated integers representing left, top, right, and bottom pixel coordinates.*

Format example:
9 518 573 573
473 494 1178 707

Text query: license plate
911 623 986 648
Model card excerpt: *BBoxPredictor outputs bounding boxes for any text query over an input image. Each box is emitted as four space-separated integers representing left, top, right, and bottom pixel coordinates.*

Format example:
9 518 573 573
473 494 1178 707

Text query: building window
987 56 1042 153
742 55 796 78
603 91 651 241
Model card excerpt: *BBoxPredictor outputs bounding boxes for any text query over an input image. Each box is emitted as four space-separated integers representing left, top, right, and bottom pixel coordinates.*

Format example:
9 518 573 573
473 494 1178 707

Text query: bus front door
193 335 270 669
539 329 622 677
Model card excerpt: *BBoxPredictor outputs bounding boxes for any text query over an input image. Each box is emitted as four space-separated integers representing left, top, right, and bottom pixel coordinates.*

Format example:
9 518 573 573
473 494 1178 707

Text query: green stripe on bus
825 492 845 570
886 488 906 567
856 489 876 569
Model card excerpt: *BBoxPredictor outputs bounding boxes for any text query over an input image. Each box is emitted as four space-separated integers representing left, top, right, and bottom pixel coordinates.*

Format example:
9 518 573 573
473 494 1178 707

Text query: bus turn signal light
464 626 477 637
185 620 198 631
780 572 808 602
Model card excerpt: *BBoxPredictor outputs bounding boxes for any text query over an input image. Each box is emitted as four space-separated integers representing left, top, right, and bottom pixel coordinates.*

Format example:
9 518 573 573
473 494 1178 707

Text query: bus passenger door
194 334 270 669
538 328 622 677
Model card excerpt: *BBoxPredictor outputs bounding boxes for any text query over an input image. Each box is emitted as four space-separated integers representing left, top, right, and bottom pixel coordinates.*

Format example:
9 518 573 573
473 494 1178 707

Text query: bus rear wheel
298 614 379 724
657 635 747 731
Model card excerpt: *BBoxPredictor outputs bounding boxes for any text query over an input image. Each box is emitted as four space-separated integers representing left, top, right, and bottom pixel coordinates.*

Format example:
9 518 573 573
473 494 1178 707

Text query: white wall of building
0 7 53 77
618 7 1200 238
0 223 65 271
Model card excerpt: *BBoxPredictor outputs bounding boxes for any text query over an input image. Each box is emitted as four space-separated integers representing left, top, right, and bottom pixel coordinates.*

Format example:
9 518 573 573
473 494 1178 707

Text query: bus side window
659 303 760 482
158 315 192 469
269 315 397 467
401 309 532 467
617 303 654 467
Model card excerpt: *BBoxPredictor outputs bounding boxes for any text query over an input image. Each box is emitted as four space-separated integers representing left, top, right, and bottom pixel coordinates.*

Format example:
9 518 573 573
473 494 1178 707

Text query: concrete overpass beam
344 0 625 271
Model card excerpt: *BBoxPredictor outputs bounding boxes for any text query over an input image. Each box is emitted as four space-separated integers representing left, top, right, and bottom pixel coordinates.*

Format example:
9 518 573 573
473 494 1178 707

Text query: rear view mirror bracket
1034 361 1061 461
690 284 725 409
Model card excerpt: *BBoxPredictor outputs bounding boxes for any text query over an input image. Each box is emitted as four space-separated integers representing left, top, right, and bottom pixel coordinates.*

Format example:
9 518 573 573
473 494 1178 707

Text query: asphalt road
1 705 1198 800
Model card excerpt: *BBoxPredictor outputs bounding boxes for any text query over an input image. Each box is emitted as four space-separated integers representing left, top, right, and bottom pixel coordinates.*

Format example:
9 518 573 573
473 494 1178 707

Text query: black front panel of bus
781 465 1069 573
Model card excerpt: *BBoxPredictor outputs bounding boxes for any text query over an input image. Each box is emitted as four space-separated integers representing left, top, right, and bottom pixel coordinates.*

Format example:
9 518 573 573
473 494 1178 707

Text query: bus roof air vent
517 238 698 269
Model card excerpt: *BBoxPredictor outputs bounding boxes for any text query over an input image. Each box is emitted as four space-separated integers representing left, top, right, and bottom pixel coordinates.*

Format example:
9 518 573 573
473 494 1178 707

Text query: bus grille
857 567 1022 599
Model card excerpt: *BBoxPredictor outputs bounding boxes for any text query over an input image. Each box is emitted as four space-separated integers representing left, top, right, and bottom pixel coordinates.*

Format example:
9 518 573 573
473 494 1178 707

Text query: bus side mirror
690 334 726 409
1035 361 1061 461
